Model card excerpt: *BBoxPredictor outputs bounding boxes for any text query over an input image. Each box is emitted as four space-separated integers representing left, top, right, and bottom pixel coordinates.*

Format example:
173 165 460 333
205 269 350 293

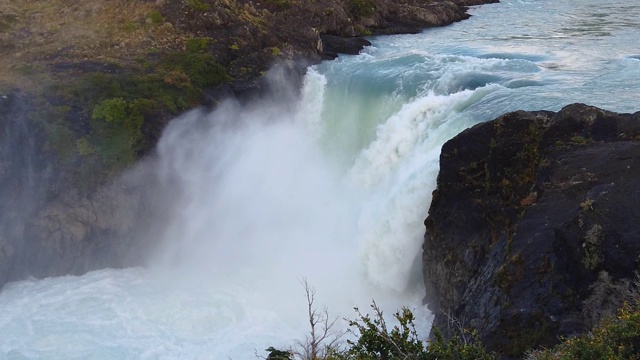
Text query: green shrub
570 135 588 145
338 305 429 359
122 21 139 33
266 347 293 360
46 47 230 186
347 0 376 18
426 328 495 360
267 300 494 360
161 52 231 88
186 0 211 11
527 304 640 360
89 97 146 166
354 24 372 36
335 303 492 360
147 10 164 24
76 138 96 156
582 224 605 270
185 37 211 53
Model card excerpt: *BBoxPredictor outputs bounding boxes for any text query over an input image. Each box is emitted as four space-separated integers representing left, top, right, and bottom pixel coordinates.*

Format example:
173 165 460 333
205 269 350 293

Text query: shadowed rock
320 35 372 59
423 103 640 358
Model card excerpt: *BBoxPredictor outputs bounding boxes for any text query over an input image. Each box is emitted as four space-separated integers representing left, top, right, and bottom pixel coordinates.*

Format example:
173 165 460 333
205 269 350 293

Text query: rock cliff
423 104 640 357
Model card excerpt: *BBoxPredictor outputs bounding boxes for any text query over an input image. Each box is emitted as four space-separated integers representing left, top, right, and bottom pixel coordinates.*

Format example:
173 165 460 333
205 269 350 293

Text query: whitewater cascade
0 61 492 359
0 66 473 359
2 0 640 358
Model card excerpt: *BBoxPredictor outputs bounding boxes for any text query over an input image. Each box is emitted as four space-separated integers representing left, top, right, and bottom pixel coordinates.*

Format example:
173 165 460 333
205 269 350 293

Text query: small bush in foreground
265 283 494 360
526 303 640 360
333 302 493 360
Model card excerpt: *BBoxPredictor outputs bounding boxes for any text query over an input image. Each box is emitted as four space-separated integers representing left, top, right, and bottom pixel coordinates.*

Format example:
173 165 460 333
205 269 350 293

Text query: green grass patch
186 0 211 11
570 135 589 145
185 37 212 53
348 0 376 18
147 10 164 24
160 51 231 89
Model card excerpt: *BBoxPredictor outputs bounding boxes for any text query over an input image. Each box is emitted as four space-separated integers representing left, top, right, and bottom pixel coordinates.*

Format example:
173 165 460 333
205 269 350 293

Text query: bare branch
293 277 346 360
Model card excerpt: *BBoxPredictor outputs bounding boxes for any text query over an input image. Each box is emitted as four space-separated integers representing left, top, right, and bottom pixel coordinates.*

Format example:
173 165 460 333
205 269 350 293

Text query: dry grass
0 0 190 91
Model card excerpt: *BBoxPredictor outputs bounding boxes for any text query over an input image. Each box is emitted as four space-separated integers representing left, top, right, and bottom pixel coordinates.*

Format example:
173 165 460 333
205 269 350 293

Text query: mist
140 67 430 320
0 64 446 358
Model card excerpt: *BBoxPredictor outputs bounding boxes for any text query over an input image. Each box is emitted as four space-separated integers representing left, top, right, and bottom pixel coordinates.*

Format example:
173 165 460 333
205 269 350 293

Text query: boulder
423 104 640 358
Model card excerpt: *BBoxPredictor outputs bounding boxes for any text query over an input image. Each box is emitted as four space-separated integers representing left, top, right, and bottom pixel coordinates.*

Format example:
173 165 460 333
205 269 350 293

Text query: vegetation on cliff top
0 0 235 190
0 0 479 192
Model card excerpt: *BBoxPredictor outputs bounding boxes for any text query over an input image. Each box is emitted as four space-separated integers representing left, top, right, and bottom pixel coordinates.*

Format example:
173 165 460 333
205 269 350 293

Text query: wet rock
18 166 164 281
320 34 371 58
452 0 500 6
0 92 49 287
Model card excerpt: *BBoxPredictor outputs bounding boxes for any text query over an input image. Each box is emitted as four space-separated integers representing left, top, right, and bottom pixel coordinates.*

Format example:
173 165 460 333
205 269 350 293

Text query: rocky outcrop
161 0 498 83
320 35 372 58
18 180 154 280
423 104 640 358
0 146 162 286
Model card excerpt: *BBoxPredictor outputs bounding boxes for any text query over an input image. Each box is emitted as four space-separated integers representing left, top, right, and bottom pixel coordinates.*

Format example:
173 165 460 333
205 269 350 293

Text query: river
1 0 639 358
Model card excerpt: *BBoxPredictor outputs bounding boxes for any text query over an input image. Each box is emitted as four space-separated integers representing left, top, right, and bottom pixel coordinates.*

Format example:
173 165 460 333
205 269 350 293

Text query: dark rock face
320 35 372 59
0 93 51 286
18 176 160 281
372 0 471 35
452 0 500 6
423 104 640 358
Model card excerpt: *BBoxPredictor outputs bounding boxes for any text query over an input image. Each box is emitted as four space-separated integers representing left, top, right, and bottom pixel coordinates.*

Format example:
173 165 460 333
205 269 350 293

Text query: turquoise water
1 1 639 358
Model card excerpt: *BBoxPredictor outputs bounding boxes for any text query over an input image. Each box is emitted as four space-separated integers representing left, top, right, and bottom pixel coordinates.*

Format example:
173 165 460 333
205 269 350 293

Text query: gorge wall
423 103 640 358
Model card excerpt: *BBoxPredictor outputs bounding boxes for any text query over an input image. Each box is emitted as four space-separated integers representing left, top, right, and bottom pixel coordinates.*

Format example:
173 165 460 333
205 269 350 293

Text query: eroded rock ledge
423 104 640 358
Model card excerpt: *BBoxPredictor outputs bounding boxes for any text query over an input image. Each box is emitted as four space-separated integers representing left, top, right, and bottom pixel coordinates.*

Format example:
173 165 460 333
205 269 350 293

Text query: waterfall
2 0 639 357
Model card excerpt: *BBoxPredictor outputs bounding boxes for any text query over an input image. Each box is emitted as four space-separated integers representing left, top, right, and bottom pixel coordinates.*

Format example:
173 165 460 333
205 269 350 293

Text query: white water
2 0 640 358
